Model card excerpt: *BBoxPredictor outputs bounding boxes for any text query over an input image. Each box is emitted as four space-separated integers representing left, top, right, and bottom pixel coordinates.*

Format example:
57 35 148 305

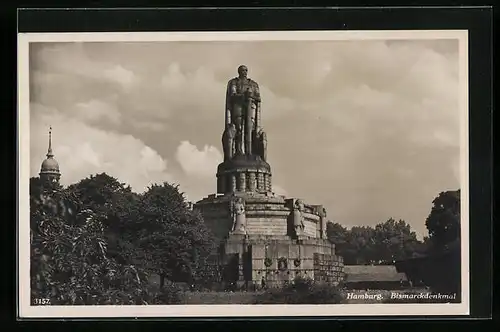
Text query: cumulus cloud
104 65 136 89
28 39 462 239
175 140 222 178
30 103 173 193
72 99 122 126
132 121 166 132
272 185 288 196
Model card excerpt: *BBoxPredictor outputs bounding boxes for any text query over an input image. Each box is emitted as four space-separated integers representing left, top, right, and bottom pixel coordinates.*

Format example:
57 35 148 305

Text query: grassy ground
181 291 261 304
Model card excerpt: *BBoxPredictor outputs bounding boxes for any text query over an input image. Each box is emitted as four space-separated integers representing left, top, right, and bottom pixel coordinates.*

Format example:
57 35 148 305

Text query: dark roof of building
344 265 407 282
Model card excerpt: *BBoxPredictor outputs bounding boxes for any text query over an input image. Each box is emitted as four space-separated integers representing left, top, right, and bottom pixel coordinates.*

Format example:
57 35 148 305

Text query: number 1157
34 298 50 305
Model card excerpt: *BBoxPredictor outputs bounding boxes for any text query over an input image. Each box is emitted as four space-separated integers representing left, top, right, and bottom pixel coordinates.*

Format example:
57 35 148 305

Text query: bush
254 277 345 304
150 281 183 304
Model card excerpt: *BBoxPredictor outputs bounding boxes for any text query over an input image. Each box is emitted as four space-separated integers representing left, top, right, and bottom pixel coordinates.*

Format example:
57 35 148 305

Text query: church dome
39 127 61 181
40 157 60 173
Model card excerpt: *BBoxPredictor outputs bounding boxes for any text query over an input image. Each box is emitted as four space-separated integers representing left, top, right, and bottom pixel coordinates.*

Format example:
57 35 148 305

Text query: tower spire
46 126 53 158
40 125 60 185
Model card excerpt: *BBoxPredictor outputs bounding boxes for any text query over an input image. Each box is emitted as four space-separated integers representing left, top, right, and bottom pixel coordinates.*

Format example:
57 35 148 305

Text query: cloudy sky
29 38 461 238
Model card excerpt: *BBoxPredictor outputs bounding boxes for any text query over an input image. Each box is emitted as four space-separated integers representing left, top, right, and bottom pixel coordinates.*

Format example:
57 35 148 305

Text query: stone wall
219 235 344 287
194 196 232 243
194 193 344 288
313 253 344 284
303 213 319 237
244 197 288 236
194 193 324 240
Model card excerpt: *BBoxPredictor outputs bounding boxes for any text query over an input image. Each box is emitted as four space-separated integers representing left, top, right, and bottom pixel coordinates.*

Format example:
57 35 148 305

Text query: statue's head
238 65 248 78
294 199 304 210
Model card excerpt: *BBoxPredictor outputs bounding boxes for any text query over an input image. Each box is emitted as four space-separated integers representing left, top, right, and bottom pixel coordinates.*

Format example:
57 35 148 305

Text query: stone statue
292 199 305 237
253 128 267 161
222 123 236 161
225 65 261 157
319 207 327 239
231 197 246 234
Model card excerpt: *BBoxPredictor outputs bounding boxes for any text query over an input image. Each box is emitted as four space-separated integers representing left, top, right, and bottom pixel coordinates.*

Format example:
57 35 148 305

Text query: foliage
425 189 461 250
326 191 460 264
136 183 216 286
30 182 153 305
326 222 349 255
30 173 214 305
420 189 462 294
253 277 345 304
150 280 183 304
66 173 140 230
346 226 376 264
327 219 427 265
66 173 142 266
372 218 425 261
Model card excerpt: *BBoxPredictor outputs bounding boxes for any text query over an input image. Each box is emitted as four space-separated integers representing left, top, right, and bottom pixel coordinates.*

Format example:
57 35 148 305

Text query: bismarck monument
194 65 344 288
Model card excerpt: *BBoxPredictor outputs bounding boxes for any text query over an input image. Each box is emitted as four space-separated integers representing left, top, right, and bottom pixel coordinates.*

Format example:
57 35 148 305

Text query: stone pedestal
216 155 272 195
194 192 345 288
217 233 344 288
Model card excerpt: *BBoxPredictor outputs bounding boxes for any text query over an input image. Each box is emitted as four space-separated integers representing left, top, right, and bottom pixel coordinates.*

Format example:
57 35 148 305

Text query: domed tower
39 126 61 185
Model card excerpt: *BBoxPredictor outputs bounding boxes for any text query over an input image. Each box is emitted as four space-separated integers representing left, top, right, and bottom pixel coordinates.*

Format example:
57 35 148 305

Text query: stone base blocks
194 192 345 288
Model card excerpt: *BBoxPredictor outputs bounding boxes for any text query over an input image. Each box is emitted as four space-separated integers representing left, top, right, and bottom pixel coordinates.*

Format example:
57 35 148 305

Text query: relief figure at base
292 199 305 237
231 197 246 234
253 128 267 161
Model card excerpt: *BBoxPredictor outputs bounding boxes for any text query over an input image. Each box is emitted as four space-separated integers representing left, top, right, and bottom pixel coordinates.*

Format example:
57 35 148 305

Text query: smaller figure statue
222 123 237 161
231 197 246 234
292 199 305 237
319 207 327 239
253 128 267 162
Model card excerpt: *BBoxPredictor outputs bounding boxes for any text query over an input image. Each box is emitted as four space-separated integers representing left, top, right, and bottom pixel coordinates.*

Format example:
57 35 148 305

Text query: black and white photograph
18 30 469 318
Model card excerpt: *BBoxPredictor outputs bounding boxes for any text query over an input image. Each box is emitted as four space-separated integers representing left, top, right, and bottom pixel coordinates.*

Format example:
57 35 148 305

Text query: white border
18 30 470 318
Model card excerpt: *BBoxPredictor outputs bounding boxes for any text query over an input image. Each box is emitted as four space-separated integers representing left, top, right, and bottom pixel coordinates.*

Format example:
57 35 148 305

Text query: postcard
18 29 469 318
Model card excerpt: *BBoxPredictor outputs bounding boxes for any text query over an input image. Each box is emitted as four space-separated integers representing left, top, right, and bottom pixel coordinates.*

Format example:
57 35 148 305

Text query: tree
184 209 218 285
66 173 139 228
347 226 377 264
326 219 426 265
66 173 143 267
326 222 348 250
326 222 361 264
372 218 422 262
30 177 43 199
49 175 215 295
136 183 215 289
327 223 376 264
30 183 154 304
425 190 460 249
